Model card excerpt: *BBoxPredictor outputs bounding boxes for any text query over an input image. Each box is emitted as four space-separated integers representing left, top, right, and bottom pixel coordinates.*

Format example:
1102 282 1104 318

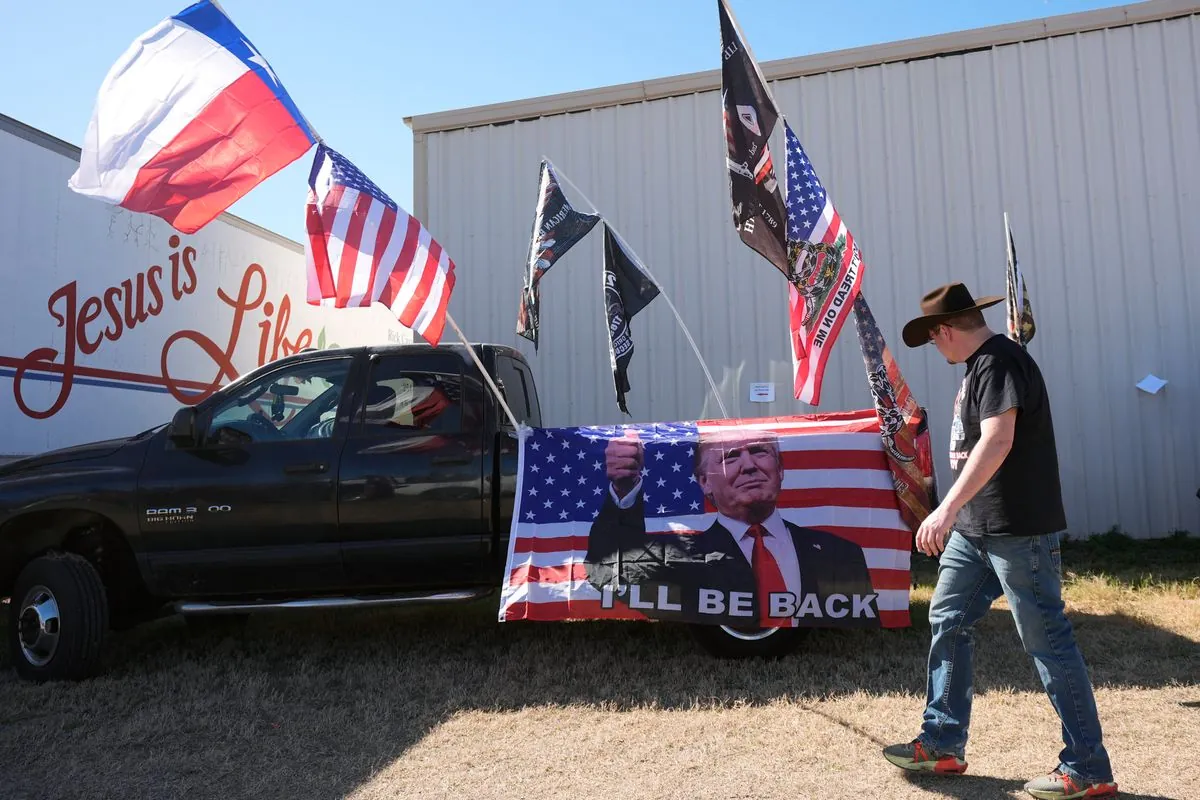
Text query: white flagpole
552 162 731 419
443 311 522 433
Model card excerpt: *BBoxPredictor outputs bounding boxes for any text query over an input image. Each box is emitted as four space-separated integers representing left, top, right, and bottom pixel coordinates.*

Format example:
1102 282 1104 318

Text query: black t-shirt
948 334 1066 536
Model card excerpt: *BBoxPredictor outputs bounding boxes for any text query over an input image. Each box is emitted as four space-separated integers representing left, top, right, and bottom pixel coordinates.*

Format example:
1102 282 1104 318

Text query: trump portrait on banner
585 426 879 628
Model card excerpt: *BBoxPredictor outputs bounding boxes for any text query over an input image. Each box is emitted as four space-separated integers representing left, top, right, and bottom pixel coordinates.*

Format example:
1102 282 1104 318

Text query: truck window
495 356 531 427
360 355 465 435
204 357 354 443
513 360 541 427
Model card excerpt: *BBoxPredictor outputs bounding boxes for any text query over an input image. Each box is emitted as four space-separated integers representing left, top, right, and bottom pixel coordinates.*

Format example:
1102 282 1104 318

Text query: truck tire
688 623 806 659
8 553 109 682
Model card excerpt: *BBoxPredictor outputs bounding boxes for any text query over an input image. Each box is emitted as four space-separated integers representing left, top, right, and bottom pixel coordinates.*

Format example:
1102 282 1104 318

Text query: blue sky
3 0 1129 243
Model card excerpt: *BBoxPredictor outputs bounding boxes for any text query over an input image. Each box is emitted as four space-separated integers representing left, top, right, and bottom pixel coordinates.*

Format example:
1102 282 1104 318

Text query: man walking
881 283 1117 799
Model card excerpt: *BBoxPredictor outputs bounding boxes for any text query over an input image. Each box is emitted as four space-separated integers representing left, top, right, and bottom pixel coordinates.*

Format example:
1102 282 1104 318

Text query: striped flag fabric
305 143 456 346
499 409 913 628
783 122 865 406
69 0 316 234
852 292 936 534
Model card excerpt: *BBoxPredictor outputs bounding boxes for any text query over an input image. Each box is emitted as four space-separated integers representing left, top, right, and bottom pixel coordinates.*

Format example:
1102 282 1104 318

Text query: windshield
204 357 353 444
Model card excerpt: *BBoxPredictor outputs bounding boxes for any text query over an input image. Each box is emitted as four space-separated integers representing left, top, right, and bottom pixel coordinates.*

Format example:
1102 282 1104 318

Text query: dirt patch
1 540 1196 800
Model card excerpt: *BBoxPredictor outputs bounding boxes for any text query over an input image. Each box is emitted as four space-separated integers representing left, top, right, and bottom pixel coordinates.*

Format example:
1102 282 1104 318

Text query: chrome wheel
718 624 781 642
17 584 61 667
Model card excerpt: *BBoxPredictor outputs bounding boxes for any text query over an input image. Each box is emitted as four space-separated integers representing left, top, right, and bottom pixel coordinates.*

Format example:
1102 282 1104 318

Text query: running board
175 588 492 615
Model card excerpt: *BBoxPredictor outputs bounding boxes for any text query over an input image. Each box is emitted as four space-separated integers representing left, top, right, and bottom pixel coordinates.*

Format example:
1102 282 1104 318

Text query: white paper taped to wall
749 382 775 403
1135 374 1167 394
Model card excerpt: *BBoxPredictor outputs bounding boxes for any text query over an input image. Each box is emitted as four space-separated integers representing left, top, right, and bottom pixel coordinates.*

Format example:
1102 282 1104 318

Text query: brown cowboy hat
902 282 1004 348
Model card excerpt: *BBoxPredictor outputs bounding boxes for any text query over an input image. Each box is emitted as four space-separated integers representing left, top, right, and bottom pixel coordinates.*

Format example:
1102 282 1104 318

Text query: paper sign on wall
749 382 775 403
1135 374 1167 394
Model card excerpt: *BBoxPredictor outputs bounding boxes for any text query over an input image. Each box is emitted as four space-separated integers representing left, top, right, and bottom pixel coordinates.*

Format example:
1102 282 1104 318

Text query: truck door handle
284 462 328 475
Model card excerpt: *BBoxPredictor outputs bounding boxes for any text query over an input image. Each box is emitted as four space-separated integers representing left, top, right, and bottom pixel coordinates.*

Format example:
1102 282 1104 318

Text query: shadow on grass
0 532 1195 799
901 773 1027 800
900 772 1174 800
908 530 1200 589
1 588 1195 800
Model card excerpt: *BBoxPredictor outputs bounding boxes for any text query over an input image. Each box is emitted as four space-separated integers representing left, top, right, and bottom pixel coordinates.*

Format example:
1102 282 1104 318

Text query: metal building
406 0 1200 539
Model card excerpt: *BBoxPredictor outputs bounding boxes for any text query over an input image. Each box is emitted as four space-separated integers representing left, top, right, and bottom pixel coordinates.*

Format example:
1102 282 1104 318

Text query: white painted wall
0 116 410 456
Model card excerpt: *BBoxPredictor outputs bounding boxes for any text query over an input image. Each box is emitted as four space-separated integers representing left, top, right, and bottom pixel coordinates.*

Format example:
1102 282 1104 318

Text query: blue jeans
918 531 1113 784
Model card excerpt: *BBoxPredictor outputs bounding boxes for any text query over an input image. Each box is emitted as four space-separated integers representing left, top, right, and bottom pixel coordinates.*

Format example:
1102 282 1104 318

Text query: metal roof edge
0 112 305 254
404 0 1199 134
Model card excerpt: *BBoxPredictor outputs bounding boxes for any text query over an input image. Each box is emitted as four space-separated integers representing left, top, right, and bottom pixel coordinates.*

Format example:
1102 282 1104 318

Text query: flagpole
1004 211 1014 267
443 311 523 433
553 164 731 419
1004 211 1013 344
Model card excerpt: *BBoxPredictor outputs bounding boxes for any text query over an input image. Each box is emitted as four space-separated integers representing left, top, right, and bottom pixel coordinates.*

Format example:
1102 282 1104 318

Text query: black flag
516 159 601 350
718 0 788 277
603 224 660 414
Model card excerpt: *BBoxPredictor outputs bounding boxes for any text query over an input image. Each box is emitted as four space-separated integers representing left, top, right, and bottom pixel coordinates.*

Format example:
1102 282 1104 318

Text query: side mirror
211 425 253 447
167 407 199 448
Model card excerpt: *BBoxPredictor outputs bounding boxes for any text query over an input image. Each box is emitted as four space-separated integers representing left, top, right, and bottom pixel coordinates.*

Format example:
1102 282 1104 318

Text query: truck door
137 354 357 597
490 354 538 552
337 352 490 589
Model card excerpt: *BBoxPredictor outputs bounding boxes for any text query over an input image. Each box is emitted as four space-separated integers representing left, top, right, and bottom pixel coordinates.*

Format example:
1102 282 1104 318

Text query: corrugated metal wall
419 14 1200 538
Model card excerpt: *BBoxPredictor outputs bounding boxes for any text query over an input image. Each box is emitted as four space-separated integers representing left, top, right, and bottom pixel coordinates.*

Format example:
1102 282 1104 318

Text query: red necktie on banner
746 524 789 627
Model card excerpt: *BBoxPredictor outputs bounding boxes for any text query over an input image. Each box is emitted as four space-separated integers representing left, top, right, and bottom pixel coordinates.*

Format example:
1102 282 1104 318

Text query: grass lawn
1 532 1197 800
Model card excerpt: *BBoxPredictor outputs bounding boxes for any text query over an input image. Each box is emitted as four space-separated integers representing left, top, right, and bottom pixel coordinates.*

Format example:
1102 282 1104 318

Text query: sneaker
882 739 968 774
1024 768 1118 799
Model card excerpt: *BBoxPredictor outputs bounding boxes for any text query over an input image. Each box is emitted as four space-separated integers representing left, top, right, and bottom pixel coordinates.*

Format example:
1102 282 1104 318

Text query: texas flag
68 0 316 234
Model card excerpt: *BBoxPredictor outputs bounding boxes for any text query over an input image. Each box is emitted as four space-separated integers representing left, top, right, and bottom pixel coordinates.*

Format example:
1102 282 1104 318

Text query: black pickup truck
0 343 543 681
1 342 829 682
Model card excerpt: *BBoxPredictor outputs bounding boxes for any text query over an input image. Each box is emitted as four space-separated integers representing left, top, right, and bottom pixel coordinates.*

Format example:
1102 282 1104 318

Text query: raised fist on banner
605 432 644 499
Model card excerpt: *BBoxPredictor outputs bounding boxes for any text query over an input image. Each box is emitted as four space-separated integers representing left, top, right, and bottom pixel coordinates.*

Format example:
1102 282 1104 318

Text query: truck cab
0 343 539 681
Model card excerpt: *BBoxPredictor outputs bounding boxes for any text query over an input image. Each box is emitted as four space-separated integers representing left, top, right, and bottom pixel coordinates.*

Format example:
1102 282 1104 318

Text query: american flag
784 122 865 405
852 291 935 534
305 143 456 345
499 410 913 628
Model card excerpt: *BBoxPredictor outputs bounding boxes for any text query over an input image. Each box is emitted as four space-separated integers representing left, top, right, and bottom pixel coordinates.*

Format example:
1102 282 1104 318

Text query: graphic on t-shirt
949 375 969 471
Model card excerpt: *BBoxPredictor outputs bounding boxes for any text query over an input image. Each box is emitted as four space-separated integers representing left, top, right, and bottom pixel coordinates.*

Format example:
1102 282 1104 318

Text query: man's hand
915 501 957 557
606 433 644 499
920 407 1016 557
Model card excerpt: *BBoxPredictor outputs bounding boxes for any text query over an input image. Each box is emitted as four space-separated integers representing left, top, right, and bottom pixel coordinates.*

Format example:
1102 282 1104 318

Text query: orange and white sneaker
882 739 968 774
1024 768 1118 799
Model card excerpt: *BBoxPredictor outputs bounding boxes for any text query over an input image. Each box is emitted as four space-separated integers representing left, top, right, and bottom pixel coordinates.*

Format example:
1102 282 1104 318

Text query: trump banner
499 409 915 629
